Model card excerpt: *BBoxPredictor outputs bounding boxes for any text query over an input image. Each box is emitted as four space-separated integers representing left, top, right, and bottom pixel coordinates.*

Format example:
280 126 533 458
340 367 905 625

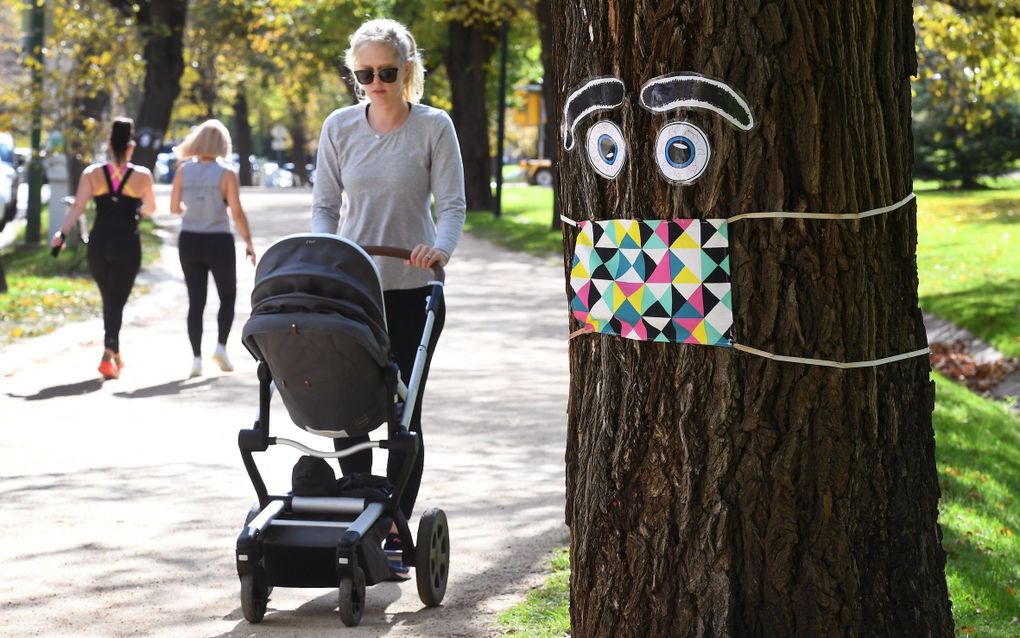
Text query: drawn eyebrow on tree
561 77 626 151
639 73 755 130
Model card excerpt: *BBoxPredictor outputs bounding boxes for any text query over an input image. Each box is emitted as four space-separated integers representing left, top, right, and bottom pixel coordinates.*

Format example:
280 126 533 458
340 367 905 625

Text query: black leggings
87 236 141 352
334 285 446 519
178 231 236 357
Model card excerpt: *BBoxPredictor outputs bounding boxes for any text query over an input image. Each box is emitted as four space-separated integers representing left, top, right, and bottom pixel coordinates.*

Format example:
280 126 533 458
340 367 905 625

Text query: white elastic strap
732 343 929 369
727 192 916 224
560 215 579 227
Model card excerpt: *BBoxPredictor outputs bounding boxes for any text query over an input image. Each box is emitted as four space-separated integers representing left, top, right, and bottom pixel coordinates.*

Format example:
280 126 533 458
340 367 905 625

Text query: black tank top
91 164 141 240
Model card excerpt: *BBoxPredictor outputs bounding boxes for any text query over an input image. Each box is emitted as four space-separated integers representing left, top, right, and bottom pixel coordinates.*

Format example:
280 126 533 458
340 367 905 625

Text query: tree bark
233 90 254 187
554 2 954 637
107 0 188 169
536 0 561 229
445 19 497 211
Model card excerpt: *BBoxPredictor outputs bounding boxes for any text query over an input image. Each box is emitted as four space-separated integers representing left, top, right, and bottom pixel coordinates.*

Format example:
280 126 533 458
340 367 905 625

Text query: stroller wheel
415 507 450 607
240 573 268 623
338 566 366 627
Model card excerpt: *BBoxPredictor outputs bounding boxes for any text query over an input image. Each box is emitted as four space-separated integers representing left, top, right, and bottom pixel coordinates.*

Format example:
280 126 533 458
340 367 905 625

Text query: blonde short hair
344 18 425 104
175 119 232 159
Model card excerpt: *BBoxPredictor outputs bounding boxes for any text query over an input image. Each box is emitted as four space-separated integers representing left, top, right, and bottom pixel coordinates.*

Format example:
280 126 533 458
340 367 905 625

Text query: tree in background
554 0 953 635
106 0 188 170
914 81 1020 187
914 2 1020 184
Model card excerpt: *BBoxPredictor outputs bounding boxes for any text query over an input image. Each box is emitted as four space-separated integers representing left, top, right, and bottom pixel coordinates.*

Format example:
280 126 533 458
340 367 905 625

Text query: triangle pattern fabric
569 218 733 346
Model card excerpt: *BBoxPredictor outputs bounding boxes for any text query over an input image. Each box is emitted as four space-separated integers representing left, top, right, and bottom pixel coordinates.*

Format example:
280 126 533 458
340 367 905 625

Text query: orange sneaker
98 356 119 380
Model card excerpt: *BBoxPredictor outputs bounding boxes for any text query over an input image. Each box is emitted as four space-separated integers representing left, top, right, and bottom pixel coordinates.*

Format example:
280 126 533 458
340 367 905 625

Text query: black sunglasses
353 67 399 85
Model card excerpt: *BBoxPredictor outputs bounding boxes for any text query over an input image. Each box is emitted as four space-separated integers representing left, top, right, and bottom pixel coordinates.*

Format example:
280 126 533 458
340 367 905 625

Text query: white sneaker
212 343 234 372
189 356 203 378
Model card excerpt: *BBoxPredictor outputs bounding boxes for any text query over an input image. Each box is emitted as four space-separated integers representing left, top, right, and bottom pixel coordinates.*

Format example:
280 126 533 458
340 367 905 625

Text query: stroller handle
361 245 446 283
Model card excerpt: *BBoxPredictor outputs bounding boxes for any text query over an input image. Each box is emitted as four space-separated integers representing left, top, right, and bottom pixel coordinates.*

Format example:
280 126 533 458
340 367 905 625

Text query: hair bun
110 118 134 151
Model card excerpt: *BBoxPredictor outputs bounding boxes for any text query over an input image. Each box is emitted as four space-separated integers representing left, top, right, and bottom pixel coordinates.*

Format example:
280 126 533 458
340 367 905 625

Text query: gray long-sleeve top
311 102 466 290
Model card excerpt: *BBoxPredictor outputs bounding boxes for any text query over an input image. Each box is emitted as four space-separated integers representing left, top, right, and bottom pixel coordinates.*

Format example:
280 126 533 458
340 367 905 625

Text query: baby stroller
235 233 450 627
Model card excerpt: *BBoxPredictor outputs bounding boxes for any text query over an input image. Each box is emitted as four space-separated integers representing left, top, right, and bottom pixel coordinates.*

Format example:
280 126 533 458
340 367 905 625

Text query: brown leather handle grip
361 245 445 283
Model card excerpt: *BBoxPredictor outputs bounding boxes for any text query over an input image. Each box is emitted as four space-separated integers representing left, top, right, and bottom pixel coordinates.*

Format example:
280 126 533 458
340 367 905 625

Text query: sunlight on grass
465 186 561 258
1 212 162 344
916 185 1020 357
933 376 1020 637
498 547 571 637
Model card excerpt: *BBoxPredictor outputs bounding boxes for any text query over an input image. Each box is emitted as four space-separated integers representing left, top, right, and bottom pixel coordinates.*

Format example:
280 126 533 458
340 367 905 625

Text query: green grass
935 378 1020 637
497 547 571 637
465 185 561 257
0 207 160 343
497 377 1020 637
915 184 1020 357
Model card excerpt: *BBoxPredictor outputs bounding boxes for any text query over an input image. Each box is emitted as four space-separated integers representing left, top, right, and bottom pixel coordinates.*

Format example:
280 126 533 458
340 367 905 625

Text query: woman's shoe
212 343 234 372
189 356 203 378
98 352 119 380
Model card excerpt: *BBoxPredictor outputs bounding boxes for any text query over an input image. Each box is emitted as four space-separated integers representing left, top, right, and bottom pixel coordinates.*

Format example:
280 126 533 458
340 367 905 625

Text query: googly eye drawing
561 77 626 152
655 121 710 184
585 120 627 179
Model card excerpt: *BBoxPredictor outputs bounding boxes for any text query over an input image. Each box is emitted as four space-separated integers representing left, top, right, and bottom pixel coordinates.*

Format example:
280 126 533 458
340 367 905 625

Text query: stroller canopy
243 234 393 437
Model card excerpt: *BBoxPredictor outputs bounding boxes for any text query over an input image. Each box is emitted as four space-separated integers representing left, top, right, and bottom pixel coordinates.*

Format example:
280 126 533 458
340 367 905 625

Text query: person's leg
86 241 116 352
207 233 237 346
178 232 209 357
103 238 142 354
333 435 373 475
383 286 446 520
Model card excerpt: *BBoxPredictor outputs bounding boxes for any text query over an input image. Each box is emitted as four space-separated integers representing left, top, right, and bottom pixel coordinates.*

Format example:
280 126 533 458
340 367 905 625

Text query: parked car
519 158 554 187
0 132 20 230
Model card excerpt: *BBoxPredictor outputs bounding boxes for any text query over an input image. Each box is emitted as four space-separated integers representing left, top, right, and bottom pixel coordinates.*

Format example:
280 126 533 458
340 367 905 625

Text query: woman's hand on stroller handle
362 245 446 282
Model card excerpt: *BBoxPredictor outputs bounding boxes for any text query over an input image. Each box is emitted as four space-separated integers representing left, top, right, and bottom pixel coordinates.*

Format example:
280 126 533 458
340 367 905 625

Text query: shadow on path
6 378 104 401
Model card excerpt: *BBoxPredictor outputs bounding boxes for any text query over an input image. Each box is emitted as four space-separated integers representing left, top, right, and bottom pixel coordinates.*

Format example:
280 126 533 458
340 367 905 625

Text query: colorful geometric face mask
561 72 929 369
570 218 733 346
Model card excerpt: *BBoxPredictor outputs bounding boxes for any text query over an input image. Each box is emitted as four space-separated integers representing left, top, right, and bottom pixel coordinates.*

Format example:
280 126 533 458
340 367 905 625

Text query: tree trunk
445 19 497 211
108 0 188 169
536 0 561 230
554 2 954 637
233 90 254 187
288 106 309 186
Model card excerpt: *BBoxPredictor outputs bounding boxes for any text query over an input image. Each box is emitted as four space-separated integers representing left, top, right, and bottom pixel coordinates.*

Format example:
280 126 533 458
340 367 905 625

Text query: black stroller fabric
243 235 393 437
291 455 338 496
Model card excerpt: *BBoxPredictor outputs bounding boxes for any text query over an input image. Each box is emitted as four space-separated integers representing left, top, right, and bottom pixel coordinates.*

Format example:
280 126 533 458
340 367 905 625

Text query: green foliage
913 81 1020 185
915 3 1020 133
915 184 1020 358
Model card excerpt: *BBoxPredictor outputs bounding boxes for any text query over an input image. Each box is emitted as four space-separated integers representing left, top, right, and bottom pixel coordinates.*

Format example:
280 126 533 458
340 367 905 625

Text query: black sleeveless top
91 164 141 241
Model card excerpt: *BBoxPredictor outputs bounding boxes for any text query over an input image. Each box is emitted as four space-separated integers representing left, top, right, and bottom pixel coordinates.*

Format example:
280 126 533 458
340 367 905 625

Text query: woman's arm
311 114 343 234
50 168 94 248
429 111 467 259
222 169 256 264
170 168 184 214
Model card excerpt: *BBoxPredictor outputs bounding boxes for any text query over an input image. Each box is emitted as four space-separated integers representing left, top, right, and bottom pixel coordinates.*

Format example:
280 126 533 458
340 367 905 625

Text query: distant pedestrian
51 117 156 380
170 119 256 378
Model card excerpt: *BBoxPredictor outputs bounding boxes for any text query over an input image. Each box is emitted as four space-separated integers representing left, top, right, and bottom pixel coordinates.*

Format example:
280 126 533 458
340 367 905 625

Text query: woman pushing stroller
311 18 466 576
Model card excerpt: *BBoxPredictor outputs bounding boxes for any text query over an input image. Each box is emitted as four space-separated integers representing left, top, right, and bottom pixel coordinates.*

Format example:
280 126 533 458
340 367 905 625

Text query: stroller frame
235 238 450 626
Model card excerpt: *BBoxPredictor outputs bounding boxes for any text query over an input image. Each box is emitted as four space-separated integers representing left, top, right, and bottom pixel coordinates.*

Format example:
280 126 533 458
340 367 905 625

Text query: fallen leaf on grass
961 627 976 634
929 341 1020 393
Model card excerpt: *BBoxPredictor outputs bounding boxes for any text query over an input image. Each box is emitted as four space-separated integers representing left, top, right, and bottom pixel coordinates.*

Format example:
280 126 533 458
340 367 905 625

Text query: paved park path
0 188 569 637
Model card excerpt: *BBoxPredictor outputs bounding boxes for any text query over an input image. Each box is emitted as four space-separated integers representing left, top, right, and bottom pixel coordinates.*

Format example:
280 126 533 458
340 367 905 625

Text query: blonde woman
171 119 256 378
51 117 157 380
311 18 466 577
